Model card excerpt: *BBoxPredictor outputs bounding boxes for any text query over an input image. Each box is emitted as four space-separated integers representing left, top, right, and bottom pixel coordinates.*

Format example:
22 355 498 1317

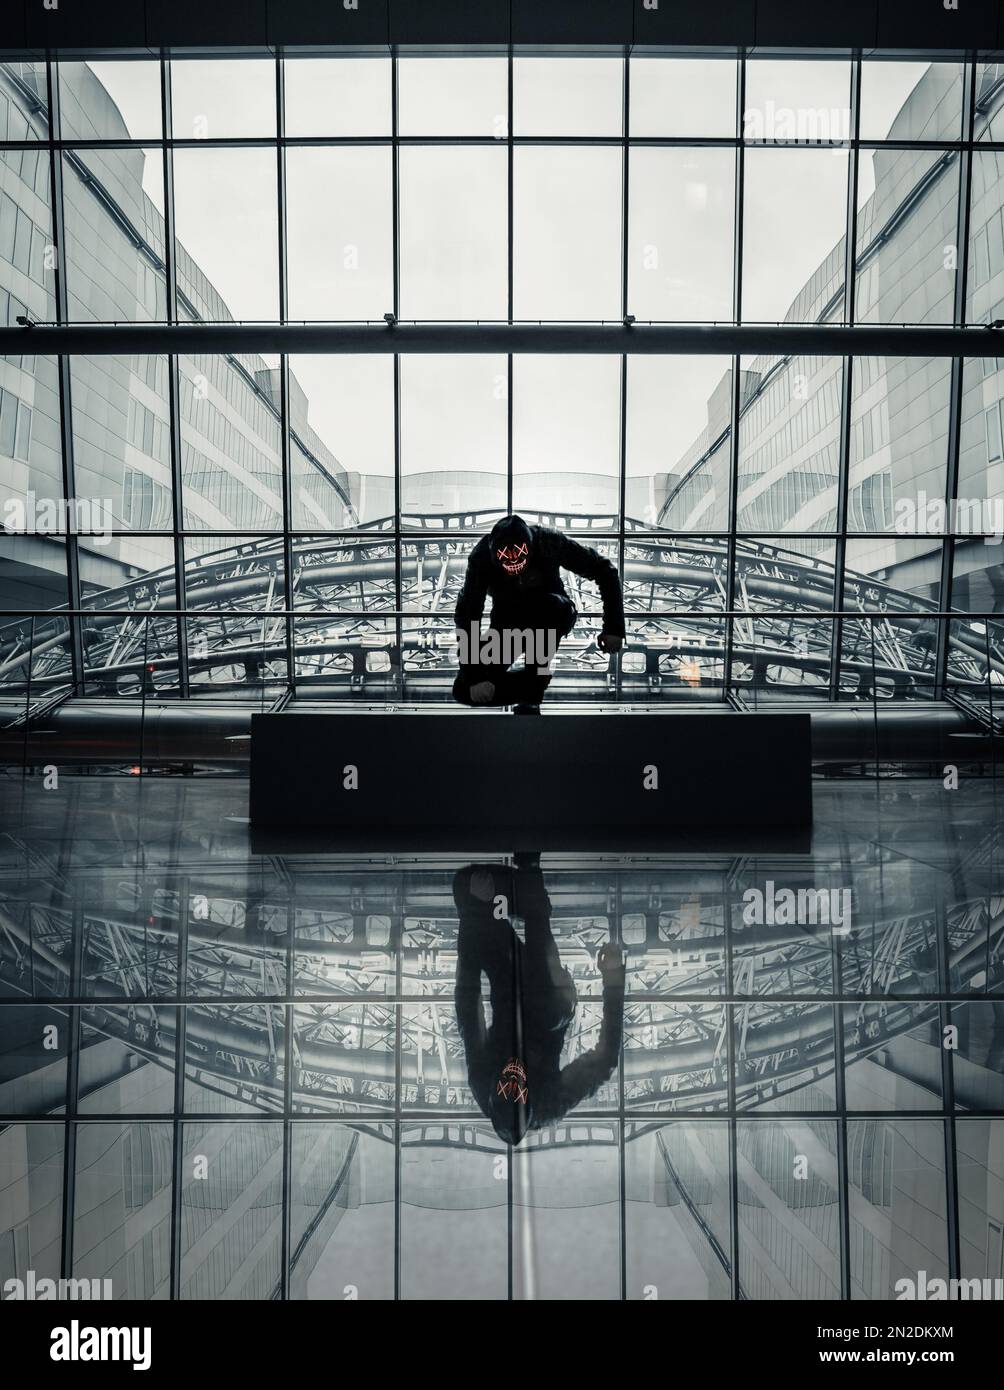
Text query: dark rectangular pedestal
248 712 812 847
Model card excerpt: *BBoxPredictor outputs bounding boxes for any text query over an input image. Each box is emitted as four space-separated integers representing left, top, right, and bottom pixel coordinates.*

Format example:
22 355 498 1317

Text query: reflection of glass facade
2 55 1004 708
3 781 1004 1299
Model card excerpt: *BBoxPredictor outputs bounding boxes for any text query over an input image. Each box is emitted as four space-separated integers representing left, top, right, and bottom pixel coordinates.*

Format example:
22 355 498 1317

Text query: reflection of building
660 63 1004 609
0 60 355 608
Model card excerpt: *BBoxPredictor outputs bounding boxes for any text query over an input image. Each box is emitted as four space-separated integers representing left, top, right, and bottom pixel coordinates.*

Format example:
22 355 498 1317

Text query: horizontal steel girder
3 323 1004 357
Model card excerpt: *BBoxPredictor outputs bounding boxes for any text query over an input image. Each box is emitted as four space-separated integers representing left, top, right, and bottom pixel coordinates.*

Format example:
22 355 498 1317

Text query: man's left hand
597 632 623 654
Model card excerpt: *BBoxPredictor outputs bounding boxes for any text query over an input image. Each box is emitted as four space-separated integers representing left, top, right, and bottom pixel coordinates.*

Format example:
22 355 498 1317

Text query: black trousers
452 591 576 707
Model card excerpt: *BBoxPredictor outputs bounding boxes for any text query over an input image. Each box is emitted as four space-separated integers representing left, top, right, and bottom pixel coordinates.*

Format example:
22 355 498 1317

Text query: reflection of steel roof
0 519 996 698
1 875 999 1119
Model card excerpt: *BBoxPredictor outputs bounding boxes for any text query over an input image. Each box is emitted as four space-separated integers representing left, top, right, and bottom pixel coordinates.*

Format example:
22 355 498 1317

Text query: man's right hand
469 680 496 705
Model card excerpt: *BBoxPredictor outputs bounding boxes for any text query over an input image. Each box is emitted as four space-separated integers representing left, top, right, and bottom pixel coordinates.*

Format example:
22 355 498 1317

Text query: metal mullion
616 55 629 707
59 897 84 1281
507 39 514 517
830 57 862 697
44 60 85 695
276 54 296 695
723 57 746 703
160 58 190 697
830 911 852 1299
392 56 404 694
280 879 294 1301
936 58 978 699
935 891 961 1286
169 872 190 1300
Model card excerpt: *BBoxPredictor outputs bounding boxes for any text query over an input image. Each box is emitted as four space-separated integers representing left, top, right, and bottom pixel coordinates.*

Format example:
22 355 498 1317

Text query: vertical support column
831 914 852 1299
276 54 296 696
723 55 746 702
830 57 862 698
616 53 630 706
169 872 190 1300
936 57 977 699
160 56 190 697
391 52 404 698
44 59 84 694
58 897 84 1280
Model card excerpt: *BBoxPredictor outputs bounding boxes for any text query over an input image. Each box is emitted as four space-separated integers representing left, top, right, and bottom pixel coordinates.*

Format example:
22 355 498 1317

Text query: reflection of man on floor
452 855 625 1145
452 515 625 714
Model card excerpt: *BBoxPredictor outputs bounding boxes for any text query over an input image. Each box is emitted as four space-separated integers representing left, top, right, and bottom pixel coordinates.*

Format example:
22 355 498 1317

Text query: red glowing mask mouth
496 542 529 575
496 1058 528 1104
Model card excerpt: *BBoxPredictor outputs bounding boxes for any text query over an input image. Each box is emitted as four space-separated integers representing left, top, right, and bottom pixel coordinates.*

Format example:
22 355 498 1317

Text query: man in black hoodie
452 514 625 714
452 856 626 1146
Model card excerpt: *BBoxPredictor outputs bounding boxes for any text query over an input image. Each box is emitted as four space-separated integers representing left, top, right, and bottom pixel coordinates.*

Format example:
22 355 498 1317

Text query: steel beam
4 322 1004 357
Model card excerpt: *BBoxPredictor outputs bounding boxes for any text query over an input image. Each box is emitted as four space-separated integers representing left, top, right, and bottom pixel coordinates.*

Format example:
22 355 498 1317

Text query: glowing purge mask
497 1058 529 1104
496 540 529 576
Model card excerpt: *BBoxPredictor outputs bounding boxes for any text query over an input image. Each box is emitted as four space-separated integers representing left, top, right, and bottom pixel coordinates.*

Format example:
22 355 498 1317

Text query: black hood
489 515 533 576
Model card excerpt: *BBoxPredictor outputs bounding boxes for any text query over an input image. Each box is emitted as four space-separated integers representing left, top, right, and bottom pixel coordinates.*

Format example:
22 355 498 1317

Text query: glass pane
843 1003 943 1110
628 148 735 323
289 1121 395 1300
173 148 279 321
956 1119 1004 1285
625 1003 728 1111
291 1003 396 1114
400 1123 507 1299
742 149 849 323
59 60 163 140
734 1002 836 1111
0 61 48 141
63 148 166 322
626 357 734 530
630 57 737 138
847 1120 949 1300
956 359 1004 613
847 355 952 534
0 1123 64 1285
625 1121 732 1300
856 148 958 326
170 58 276 139
511 1126 620 1299
178 352 282 530
736 1119 842 1299
737 355 843 532
860 61 965 142
512 355 621 519
288 355 394 529
78 1007 176 1115
977 61 1004 141
399 147 507 320
183 1005 286 1114
514 57 622 137
0 1003 68 1114
180 1120 283 1299
1 148 56 323
744 59 851 144
398 57 508 137
285 146 393 322
73 1122 173 1297
70 355 172 531
951 1004 1004 1110
401 355 507 525
968 152 1004 327
514 147 622 321
283 57 391 137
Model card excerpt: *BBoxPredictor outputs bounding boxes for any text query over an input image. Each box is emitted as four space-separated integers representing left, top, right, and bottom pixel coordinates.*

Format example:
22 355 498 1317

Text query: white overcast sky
84 56 928 480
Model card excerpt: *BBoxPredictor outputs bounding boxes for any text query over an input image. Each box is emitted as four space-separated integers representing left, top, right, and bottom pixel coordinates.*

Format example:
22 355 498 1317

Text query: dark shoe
512 703 541 716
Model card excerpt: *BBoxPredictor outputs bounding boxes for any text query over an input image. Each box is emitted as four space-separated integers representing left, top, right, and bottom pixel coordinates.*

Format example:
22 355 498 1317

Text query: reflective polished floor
1 773 1003 1300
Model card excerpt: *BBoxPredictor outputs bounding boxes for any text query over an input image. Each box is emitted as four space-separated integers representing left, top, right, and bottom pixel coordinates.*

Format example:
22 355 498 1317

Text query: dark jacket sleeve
553 982 624 1115
553 534 625 637
454 546 489 631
